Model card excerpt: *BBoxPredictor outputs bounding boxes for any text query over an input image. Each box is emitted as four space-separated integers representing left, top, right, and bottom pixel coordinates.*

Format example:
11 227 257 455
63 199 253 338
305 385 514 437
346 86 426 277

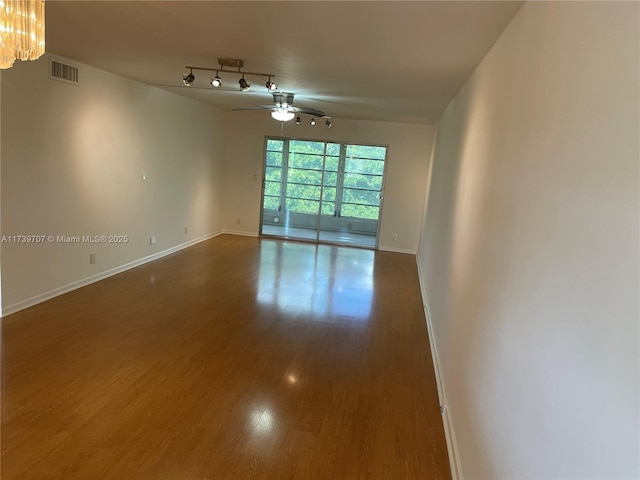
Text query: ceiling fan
232 92 329 122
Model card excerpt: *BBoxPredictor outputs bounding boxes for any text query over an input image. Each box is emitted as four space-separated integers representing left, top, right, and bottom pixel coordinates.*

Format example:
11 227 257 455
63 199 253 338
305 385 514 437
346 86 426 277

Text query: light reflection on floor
256 240 374 319
250 407 275 435
261 224 377 248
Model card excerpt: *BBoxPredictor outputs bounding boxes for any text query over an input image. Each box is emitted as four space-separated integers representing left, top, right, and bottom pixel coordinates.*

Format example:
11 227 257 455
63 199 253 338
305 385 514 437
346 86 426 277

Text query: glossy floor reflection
1 235 450 479
257 240 374 318
261 224 377 248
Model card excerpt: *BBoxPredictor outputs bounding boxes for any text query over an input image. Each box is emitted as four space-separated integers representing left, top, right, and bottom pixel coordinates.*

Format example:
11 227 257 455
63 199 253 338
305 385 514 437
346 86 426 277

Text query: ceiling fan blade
232 91 329 118
290 106 328 118
231 106 275 111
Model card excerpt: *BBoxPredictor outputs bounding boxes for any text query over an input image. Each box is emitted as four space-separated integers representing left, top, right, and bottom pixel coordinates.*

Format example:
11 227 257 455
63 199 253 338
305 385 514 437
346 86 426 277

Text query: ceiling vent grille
50 59 79 84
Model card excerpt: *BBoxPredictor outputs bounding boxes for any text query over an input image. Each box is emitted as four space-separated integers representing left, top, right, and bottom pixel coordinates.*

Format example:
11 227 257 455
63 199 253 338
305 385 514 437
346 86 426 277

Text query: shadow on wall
422 69 503 476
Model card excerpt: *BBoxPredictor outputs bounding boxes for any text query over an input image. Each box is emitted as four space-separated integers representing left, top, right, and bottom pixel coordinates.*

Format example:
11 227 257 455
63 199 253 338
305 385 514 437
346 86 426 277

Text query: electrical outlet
150 235 156 245
89 253 96 264
184 226 188 235
393 233 398 241
236 218 241 225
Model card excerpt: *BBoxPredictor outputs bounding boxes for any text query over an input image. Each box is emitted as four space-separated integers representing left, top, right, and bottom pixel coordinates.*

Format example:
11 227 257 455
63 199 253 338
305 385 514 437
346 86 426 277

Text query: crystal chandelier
0 0 45 69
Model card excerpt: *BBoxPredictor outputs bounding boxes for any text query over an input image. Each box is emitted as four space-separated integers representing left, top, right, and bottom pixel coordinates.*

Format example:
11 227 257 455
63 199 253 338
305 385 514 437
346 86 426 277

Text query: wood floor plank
2 234 450 479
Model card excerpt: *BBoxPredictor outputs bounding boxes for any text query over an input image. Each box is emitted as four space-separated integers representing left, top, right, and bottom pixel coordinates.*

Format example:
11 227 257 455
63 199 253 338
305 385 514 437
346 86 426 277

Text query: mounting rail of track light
182 58 277 92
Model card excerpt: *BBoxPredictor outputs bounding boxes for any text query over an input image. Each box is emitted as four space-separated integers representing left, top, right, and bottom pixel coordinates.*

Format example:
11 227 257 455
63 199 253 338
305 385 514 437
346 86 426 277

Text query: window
262 138 387 221
264 139 284 211
341 145 386 220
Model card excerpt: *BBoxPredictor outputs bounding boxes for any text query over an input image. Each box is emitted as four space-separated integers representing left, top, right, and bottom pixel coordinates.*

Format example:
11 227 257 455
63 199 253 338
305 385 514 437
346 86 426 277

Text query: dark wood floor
1 234 450 479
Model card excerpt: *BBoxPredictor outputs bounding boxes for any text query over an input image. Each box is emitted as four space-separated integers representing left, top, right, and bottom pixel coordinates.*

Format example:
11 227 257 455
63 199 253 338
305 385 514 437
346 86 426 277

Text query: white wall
418 2 639 479
222 113 433 253
1 54 226 312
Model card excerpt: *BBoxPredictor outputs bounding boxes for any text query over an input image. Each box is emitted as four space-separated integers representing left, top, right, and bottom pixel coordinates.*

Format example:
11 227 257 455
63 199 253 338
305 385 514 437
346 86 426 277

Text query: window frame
261 136 389 221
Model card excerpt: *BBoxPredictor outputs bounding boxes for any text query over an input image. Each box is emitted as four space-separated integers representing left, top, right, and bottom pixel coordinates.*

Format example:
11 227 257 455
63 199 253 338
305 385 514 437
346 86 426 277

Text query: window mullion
280 140 290 212
318 142 328 216
335 144 346 217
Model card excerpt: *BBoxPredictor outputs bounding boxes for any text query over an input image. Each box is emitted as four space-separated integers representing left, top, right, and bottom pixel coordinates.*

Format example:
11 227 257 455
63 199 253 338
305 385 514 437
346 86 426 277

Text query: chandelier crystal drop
0 0 46 69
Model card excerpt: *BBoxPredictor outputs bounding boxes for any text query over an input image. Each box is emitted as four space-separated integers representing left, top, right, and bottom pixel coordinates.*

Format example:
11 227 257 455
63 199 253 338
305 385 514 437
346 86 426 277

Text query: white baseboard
222 229 258 237
378 245 417 255
2 231 222 317
416 257 463 480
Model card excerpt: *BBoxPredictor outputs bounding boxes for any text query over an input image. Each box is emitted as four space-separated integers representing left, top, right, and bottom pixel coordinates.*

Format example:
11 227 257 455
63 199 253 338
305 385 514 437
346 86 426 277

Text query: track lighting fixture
266 77 278 91
183 59 274 91
183 70 195 86
211 74 222 87
293 115 332 127
239 76 251 91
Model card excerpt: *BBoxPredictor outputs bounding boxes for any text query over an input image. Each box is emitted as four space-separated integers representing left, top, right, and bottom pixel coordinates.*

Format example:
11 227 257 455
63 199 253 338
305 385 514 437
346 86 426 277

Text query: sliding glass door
260 137 387 248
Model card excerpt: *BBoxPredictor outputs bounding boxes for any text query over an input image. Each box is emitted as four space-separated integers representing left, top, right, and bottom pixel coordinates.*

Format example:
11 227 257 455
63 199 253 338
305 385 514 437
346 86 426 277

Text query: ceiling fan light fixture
271 110 295 122
211 74 222 87
310 117 316 126
325 119 332 128
183 70 195 86
295 116 301 125
239 77 251 91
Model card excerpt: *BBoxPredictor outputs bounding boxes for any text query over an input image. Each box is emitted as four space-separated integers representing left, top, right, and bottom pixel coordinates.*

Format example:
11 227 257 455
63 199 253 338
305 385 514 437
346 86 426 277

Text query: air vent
50 59 79 84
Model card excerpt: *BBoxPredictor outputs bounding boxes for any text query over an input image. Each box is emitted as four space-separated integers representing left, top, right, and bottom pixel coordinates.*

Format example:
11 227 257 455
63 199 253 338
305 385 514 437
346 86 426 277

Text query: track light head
266 78 277 91
310 117 316 126
183 71 195 86
296 116 301 125
211 75 222 87
325 119 332 128
239 77 251 91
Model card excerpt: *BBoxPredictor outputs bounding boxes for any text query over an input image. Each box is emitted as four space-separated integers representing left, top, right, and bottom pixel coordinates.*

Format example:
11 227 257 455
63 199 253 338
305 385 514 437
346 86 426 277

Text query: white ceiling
46 1 524 124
